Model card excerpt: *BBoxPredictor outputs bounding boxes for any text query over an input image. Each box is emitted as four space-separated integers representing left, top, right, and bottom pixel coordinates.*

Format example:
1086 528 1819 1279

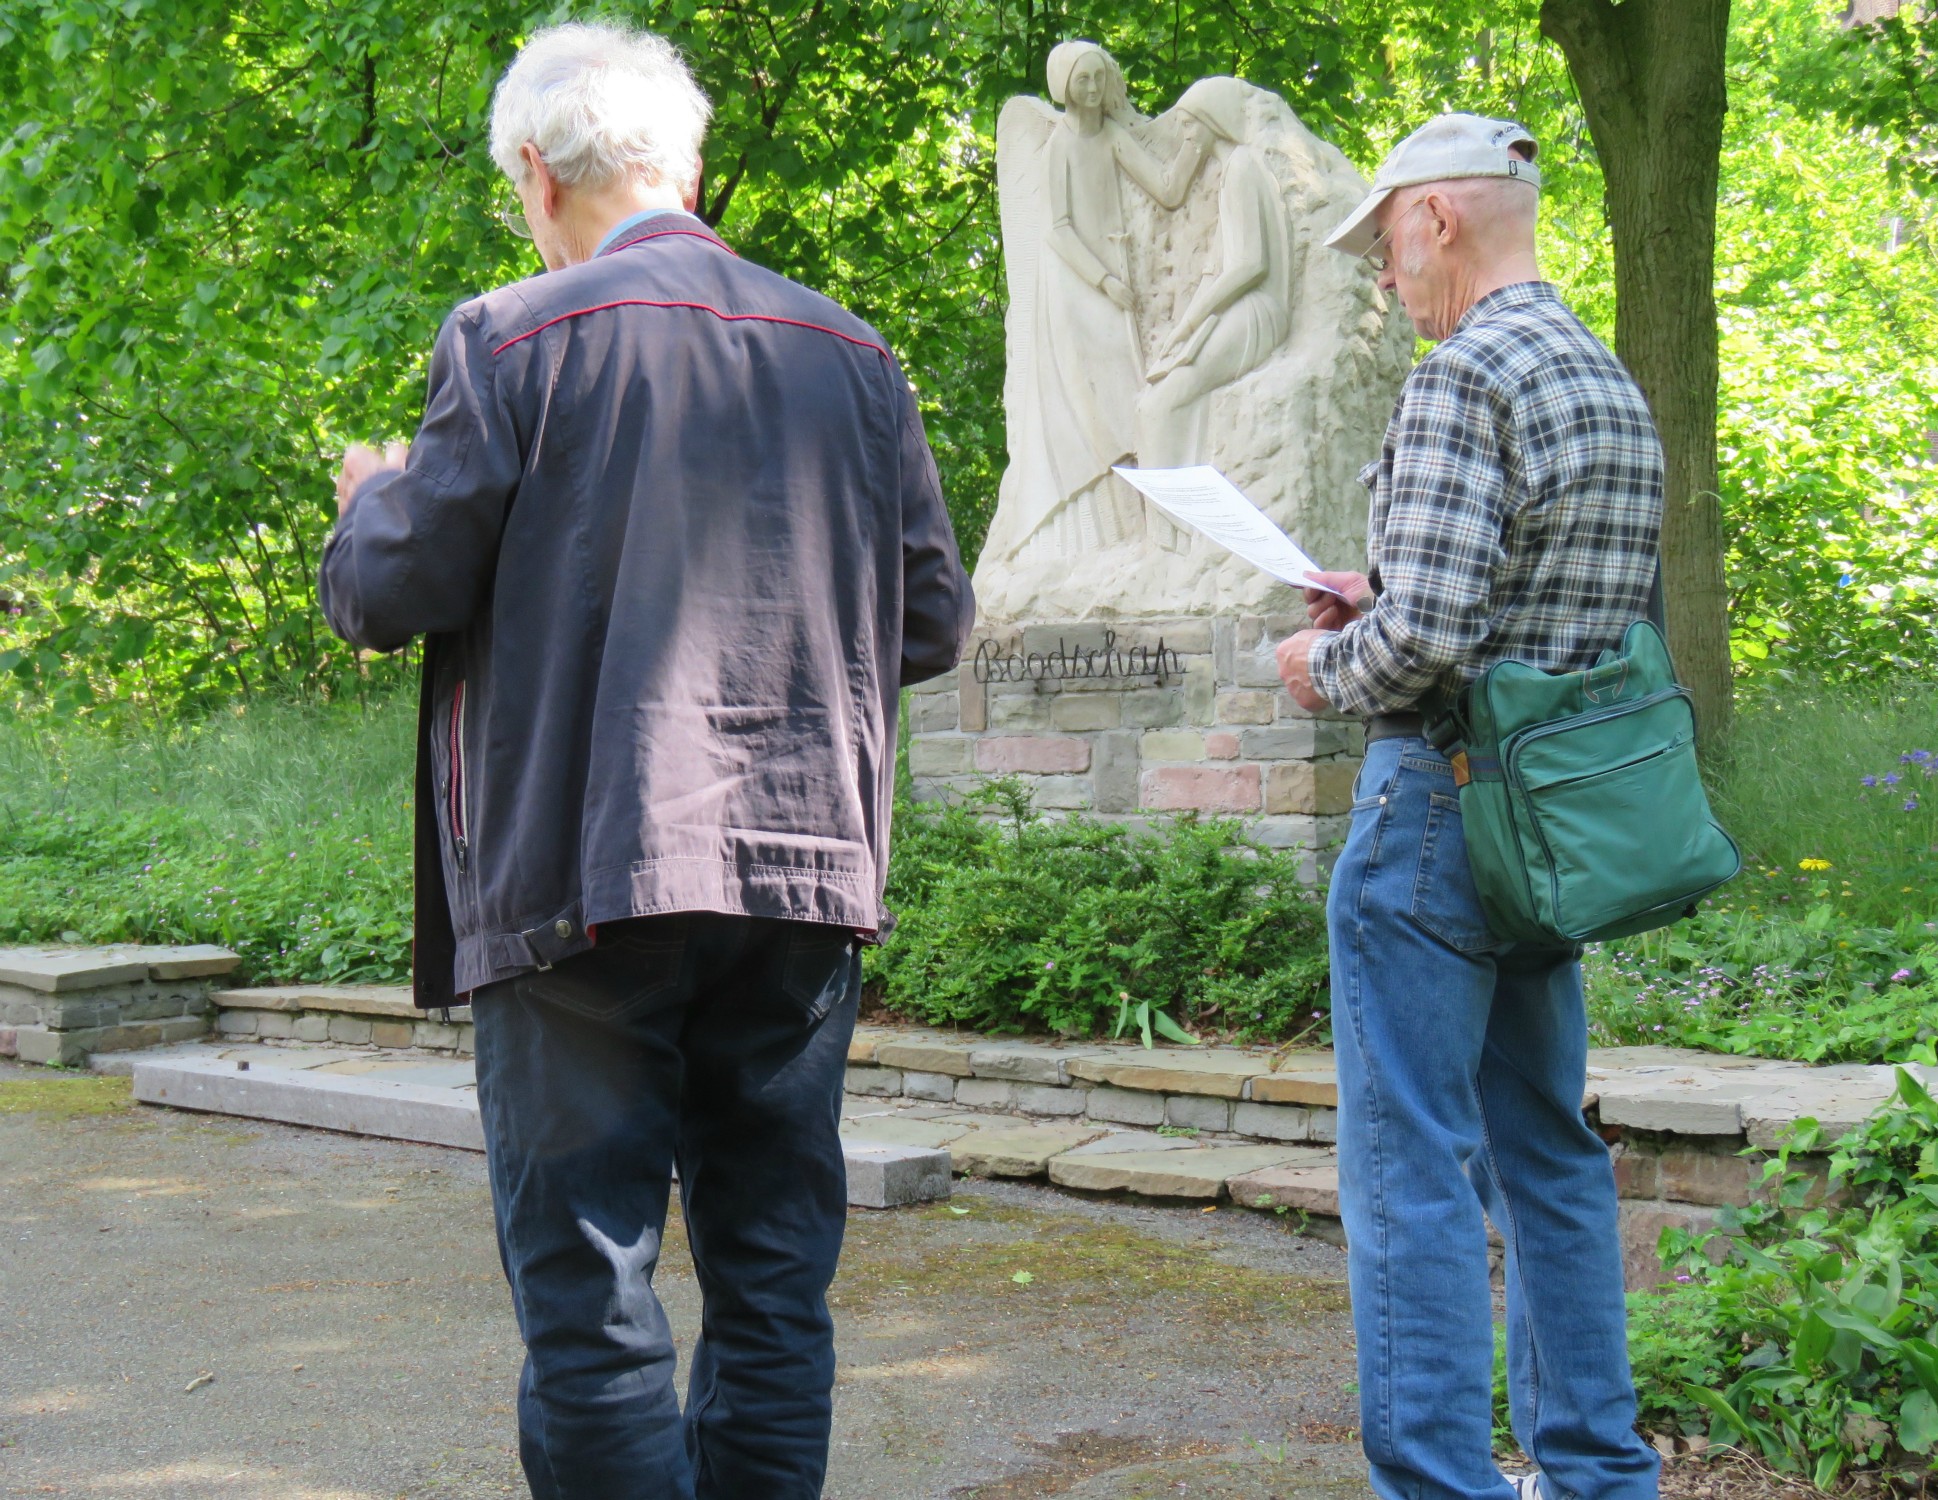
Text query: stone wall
0 946 238 1065
907 614 1363 877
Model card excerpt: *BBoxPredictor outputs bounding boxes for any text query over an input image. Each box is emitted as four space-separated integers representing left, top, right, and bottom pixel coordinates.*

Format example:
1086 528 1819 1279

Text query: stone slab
0 944 242 992
840 1116 975 1151
1056 1130 1201 1157
1246 1068 1338 1107
873 1039 978 1078
847 1027 895 1064
844 1144 951 1209
845 1065 904 1097
1063 1049 1272 1100
1082 1084 1165 1127
1742 1067 1935 1150
1228 1161 1339 1217
1596 1070 1809 1135
213 985 422 1019
1047 1144 1321 1199
1230 1100 1314 1142
966 1043 1105 1086
312 1058 478 1089
0 950 147 993
947 1123 1106 1178
132 1056 485 1151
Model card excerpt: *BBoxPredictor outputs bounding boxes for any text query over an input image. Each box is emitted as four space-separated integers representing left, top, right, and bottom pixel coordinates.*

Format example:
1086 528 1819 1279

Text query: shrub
1625 1070 1938 1486
868 780 1332 1044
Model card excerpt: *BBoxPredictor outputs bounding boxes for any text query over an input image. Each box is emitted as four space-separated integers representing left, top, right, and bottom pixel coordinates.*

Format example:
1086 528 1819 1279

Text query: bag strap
1648 554 1668 635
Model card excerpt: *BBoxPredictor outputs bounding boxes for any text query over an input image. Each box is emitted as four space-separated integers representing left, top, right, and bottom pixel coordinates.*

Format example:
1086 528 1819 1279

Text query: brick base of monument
906 614 1364 878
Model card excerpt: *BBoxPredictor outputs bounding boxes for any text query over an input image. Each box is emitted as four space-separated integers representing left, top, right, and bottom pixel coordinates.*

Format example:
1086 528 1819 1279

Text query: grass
1581 677 1937 1063
0 693 414 983
0 1073 134 1118
1706 677 1937 926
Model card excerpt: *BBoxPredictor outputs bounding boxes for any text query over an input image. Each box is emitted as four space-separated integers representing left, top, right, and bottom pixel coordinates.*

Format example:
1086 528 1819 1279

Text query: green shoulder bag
1428 614 1742 946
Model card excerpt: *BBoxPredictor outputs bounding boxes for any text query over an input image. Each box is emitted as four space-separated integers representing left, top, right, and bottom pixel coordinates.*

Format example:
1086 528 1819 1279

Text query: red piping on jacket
492 299 890 359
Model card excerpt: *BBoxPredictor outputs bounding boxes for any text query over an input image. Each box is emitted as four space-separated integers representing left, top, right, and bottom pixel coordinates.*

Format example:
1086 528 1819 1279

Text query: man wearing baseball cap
1276 114 1663 1500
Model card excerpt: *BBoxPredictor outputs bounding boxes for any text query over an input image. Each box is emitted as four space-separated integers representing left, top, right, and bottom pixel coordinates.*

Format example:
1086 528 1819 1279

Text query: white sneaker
1511 1474 1543 1500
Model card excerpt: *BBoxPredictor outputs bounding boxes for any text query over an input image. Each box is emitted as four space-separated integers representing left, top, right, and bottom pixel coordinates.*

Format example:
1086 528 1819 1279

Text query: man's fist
1276 628 1331 713
335 441 409 517
1302 570 1374 632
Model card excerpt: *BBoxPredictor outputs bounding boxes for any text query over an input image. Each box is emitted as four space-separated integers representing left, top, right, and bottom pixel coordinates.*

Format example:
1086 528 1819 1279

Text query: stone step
127 1046 950 1209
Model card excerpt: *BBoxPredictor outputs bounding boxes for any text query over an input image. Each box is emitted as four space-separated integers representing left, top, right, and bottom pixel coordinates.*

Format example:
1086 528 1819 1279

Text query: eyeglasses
1361 198 1431 273
498 207 534 241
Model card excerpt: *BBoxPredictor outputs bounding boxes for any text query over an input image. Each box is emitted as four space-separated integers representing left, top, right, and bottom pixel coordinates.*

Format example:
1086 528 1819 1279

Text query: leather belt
1364 711 1427 743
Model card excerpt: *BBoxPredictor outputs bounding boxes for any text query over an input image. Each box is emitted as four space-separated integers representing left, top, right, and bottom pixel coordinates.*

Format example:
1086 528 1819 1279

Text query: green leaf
1150 1008 1199 1047
1901 1390 1938 1454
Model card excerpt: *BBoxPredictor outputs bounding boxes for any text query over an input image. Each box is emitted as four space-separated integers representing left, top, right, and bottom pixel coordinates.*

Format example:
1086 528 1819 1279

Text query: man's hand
1302 570 1374 632
334 441 409 517
1276 628 1331 713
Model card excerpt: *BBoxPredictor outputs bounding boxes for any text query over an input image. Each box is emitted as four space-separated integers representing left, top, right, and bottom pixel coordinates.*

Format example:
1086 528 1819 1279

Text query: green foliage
867 780 1331 1043
1622 1070 1938 1484
1586 679 1938 1062
2 0 1934 709
0 0 1470 712
0 693 414 982
1713 6 1938 681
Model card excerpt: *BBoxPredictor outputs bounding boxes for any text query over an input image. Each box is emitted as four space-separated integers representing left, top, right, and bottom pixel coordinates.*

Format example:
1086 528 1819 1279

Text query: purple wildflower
1893 969 1914 982
1906 798 1922 812
1862 775 1879 787
1885 773 1902 786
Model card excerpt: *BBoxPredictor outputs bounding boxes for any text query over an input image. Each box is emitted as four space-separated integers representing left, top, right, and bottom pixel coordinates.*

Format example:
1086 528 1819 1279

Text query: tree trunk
1540 0 1734 743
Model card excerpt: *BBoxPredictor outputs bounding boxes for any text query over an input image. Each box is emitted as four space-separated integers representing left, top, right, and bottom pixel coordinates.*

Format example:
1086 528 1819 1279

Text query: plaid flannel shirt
1308 281 1664 718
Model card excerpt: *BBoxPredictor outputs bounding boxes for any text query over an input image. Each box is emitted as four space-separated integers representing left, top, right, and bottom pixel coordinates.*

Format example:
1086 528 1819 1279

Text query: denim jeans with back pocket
1327 736 1659 1500
471 912 860 1500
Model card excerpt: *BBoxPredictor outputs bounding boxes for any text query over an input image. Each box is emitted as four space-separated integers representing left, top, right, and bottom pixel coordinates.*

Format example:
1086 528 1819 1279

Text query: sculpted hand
1102 274 1133 313
1302 570 1374 632
1275 629 1332 713
335 441 408 517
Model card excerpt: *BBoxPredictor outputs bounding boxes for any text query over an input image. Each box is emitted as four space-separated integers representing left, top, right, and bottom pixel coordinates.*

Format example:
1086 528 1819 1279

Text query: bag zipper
1501 686 1690 796
448 681 470 875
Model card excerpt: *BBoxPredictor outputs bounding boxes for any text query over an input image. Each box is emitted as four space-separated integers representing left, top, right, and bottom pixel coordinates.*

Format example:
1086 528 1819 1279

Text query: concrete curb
132 1053 953 1210
132 1056 486 1152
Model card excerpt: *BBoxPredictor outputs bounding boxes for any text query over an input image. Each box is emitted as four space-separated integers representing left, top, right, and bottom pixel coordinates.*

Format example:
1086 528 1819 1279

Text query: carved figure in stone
978 53 1416 626
1138 77 1295 470
990 41 1210 560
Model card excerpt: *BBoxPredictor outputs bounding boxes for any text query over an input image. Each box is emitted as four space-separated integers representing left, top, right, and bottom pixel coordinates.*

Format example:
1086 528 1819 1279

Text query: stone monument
908 43 1414 869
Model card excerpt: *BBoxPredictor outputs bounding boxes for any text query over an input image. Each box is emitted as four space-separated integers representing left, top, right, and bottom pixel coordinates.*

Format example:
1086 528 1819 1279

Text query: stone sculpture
978 47 1414 624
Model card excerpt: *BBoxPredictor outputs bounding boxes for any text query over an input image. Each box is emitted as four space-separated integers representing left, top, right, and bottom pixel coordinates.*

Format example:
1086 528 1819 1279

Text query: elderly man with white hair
1276 117 1664 1500
318 22 972 1499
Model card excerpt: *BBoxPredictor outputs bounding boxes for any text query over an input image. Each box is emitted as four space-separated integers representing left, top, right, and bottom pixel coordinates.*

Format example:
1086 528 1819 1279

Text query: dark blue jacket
319 218 974 1006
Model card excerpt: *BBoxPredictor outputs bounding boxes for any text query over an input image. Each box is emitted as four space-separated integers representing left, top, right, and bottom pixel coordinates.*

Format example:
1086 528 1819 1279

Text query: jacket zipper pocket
448 681 470 875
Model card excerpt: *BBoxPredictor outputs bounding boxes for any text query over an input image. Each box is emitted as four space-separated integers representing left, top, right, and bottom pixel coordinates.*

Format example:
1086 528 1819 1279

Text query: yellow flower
1799 858 1832 872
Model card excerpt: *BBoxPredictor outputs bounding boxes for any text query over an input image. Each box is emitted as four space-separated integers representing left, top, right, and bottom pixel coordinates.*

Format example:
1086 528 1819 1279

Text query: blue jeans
472 913 860 1500
1327 737 1657 1500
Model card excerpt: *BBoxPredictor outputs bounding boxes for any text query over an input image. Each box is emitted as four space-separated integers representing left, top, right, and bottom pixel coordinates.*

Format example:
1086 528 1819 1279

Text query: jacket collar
597 215 734 260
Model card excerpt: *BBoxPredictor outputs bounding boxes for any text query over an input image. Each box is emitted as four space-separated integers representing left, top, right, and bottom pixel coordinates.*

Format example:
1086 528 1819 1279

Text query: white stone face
978 55 1414 625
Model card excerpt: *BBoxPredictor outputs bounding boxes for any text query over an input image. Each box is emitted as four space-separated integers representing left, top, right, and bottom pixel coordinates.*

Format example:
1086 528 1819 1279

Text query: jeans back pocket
1409 791 1497 954
780 924 858 1022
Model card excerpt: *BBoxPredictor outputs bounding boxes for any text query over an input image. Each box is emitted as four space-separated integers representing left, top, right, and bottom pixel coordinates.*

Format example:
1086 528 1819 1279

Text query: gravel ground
0 1062 1367 1499
0 1062 1841 1500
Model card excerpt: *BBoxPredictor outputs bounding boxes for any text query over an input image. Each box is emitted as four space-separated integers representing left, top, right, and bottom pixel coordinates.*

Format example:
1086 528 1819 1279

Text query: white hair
489 23 712 195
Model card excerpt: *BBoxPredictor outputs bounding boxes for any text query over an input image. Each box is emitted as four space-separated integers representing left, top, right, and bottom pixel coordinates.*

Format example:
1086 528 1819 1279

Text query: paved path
0 1061 1367 1499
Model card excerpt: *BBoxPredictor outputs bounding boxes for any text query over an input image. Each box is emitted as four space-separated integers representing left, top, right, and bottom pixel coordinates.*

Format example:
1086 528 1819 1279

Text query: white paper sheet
1112 465 1350 599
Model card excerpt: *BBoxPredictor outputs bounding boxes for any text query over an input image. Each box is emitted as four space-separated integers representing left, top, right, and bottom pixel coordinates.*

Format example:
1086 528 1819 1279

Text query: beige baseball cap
1325 113 1540 258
